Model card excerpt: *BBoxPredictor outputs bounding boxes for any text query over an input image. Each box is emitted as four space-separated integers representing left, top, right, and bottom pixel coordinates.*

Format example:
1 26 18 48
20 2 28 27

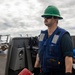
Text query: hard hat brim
41 14 63 20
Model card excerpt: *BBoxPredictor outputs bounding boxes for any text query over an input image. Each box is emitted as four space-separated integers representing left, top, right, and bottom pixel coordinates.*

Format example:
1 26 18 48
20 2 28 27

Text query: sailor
33 5 73 75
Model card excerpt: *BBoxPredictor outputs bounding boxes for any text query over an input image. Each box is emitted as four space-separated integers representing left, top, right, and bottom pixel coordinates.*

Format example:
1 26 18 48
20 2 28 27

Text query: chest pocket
44 44 61 69
49 44 59 56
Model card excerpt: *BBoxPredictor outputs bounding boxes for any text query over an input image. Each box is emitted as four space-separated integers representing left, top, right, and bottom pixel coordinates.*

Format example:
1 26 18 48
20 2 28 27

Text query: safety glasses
44 16 52 19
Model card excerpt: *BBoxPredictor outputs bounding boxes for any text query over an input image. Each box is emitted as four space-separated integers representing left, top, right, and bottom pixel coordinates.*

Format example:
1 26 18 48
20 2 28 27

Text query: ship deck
0 54 7 75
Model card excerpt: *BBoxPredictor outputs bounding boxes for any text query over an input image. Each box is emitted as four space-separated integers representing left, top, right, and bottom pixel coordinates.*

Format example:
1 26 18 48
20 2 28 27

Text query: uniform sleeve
60 33 73 57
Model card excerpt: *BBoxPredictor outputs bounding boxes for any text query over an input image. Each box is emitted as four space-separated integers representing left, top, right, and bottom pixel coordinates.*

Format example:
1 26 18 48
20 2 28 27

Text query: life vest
38 27 69 72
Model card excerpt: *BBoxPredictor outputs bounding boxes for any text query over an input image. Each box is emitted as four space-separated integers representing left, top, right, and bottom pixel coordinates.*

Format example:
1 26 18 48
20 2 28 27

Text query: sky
0 0 75 37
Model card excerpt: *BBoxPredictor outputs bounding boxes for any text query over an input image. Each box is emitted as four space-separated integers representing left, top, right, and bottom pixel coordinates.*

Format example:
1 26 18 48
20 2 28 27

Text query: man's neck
48 25 58 37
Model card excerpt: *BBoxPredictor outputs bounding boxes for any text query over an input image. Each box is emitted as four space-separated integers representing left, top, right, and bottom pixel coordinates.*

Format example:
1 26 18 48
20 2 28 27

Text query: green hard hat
41 5 63 19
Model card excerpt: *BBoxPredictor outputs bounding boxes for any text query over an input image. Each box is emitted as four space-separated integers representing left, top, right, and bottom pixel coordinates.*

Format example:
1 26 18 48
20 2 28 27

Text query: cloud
0 0 75 36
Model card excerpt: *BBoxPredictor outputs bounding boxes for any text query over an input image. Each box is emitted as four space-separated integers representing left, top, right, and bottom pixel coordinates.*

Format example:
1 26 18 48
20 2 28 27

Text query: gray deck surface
0 54 7 75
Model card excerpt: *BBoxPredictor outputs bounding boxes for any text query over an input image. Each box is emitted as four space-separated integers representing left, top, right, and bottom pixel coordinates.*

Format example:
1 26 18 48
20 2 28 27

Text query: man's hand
65 72 73 75
32 68 40 75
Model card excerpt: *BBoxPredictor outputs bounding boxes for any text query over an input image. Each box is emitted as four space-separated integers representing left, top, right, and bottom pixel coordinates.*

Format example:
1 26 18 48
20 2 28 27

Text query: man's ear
55 19 58 24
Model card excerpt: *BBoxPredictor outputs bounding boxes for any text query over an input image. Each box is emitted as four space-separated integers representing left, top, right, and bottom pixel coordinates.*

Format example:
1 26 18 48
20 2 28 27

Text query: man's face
44 16 56 27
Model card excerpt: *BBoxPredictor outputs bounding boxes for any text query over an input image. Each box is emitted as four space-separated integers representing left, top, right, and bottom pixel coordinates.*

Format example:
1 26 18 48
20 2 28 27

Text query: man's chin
45 24 52 27
45 24 49 27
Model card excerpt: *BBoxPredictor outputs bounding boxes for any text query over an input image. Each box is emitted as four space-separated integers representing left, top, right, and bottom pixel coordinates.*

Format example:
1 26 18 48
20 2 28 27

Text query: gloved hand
32 68 40 75
65 72 72 75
